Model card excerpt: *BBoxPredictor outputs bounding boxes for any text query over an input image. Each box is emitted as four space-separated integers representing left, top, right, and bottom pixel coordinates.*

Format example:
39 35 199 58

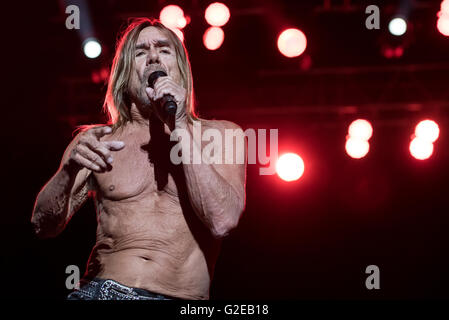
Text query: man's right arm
31 134 92 238
31 125 125 238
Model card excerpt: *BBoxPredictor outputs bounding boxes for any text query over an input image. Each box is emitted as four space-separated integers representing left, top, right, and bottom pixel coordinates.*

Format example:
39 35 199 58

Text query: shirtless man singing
31 18 246 300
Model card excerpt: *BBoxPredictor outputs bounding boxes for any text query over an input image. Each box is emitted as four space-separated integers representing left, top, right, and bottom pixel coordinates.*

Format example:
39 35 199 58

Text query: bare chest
92 130 180 201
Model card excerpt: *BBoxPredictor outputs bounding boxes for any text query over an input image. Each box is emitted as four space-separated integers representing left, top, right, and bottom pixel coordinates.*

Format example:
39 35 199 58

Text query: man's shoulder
75 123 111 134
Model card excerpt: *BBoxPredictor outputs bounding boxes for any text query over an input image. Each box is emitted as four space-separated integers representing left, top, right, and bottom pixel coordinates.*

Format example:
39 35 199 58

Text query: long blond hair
103 18 197 133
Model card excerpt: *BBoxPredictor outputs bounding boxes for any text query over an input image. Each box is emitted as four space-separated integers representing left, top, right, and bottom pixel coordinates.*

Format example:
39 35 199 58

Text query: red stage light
177 16 187 29
275 153 305 182
394 46 404 58
442 0 449 12
91 71 100 84
383 47 394 59
160 5 186 29
437 0 449 36
345 137 370 159
277 28 307 58
437 16 449 36
415 120 440 143
203 26 225 50
99 67 109 81
205 2 230 27
348 119 373 141
410 137 434 160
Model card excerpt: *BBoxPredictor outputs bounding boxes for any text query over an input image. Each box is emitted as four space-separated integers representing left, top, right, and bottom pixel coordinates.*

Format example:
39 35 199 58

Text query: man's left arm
176 119 246 239
148 77 246 238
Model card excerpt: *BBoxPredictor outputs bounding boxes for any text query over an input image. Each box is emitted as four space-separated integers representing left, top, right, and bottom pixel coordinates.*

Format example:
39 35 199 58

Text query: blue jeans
67 278 176 300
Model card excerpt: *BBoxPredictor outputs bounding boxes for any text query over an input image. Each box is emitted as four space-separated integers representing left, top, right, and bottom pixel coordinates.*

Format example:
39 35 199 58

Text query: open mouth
147 70 167 89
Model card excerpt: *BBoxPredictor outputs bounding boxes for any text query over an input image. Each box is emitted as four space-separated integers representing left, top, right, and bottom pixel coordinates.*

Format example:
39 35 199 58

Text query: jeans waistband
83 277 176 300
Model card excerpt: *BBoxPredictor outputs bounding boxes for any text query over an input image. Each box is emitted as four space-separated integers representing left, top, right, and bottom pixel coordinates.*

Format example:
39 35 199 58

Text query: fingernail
107 157 113 164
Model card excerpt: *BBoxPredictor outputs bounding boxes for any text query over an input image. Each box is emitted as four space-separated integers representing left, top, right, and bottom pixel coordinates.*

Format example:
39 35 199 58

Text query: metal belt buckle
100 279 137 299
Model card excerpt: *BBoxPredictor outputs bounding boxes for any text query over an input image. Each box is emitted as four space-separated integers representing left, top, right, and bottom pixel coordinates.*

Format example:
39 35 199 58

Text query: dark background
3 0 449 299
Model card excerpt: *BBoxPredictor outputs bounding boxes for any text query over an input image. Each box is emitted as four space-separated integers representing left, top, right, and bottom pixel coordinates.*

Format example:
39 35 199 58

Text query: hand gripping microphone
147 71 177 116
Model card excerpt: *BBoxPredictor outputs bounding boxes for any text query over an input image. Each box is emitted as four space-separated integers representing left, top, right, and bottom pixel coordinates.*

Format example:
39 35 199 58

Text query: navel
109 185 115 191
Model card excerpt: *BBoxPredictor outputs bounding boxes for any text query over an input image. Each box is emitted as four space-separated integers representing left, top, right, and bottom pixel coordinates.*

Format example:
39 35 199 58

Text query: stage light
160 5 186 29
437 1 449 36
394 46 404 57
415 120 440 143
177 16 187 29
277 28 307 58
348 119 373 141
91 71 100 84
442 0 449 12
83 38 101 58
410 137 434 160
388 17 407 36
382 44 405 59
203 26 225 50
345 137 370 159
276 153 305 182
99 67 109 80
91 67 109 84
205 2 230 27
437 16 449 36
383 47 394 59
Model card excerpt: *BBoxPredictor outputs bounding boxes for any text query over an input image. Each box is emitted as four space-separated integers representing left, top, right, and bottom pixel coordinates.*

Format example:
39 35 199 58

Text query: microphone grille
148 70 167 88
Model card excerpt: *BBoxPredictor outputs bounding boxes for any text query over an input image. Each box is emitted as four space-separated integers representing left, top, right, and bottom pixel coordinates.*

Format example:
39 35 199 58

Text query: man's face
128 26 182 108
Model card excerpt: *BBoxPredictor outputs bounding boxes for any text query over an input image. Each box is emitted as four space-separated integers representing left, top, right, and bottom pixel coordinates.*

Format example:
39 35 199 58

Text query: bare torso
83 120 221 300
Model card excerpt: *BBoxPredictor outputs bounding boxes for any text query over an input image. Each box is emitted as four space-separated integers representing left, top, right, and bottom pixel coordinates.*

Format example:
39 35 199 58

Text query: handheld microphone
147 71 177 116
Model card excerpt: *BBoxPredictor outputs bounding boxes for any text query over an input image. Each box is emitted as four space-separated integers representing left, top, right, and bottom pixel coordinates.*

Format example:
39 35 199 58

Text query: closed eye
136 51 145 57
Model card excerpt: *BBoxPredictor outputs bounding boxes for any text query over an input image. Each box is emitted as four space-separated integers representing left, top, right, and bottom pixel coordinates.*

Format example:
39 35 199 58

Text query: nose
146 47 160 65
